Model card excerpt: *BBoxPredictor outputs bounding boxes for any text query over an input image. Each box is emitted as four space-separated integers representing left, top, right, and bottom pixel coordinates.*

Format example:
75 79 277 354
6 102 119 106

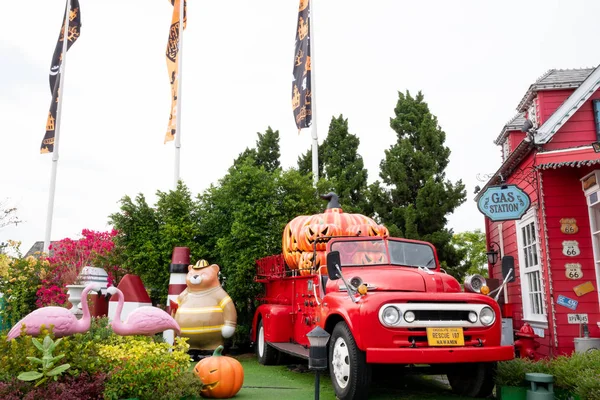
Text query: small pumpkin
193 345 244 398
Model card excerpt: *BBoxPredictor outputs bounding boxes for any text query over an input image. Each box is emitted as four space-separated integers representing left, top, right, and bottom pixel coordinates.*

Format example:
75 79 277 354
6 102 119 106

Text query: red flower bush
36 229 126 308
35 283 68 308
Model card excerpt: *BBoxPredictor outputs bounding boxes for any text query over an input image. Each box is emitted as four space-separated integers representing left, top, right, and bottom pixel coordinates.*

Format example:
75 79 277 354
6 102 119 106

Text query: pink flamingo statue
107 286 181 336
7 283 102 341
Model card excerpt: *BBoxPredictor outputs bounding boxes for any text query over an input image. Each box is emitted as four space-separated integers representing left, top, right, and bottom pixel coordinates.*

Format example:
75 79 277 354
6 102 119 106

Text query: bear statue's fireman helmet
192 259 209 270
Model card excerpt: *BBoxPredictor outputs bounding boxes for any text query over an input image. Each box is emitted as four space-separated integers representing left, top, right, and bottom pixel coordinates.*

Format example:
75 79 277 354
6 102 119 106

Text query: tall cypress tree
234 127 281 173
297 115 368 212
371 90 466 274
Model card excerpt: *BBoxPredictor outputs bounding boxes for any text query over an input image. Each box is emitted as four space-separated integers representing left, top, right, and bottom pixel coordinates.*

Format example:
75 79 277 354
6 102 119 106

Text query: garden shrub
1 320 204 399
496 351 600 400
574 367 600 400
0 372 106 400
99 335 196 400
154 371 205 400
0 244 50 328
0 318 116 378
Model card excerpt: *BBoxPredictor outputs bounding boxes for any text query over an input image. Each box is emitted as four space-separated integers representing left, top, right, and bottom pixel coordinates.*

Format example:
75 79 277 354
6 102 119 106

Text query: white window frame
516 207 547 326
582 170 600 307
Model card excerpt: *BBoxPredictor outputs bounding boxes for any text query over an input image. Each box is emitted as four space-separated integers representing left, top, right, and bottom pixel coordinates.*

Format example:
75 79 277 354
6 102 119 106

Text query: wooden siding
509 131 526 155
486 152 555 357
538 90 600 151
542 167 600 355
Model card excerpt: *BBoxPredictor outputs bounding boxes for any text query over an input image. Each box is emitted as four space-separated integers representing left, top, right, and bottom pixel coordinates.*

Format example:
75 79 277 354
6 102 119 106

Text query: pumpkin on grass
193 345 244 398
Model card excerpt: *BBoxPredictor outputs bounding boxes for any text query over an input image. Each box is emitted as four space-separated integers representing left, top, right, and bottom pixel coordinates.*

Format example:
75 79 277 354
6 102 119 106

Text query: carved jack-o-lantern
282 193 389 274
298 223 341 252
193 345 244 398
282 215 311 268
298 251 326 276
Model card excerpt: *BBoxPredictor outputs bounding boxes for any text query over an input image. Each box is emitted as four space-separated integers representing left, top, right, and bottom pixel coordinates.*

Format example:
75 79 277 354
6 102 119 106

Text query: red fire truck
251 194 514 399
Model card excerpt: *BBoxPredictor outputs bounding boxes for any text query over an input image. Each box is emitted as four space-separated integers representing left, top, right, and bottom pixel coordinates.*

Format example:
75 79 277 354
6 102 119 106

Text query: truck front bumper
367 345 514 364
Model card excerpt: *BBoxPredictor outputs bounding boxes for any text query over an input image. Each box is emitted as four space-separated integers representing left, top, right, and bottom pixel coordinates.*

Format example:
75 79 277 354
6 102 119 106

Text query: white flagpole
44 0 71 254
309 0 318 186
174 0 184 188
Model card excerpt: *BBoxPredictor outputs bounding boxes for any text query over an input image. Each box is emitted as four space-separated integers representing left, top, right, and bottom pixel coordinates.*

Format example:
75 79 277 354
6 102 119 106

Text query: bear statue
173 259 237 351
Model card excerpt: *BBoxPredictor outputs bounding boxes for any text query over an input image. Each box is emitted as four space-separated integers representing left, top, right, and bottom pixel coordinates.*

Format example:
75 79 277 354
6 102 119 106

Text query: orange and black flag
165 0 187 144
292 0 311 132
41 0 81 154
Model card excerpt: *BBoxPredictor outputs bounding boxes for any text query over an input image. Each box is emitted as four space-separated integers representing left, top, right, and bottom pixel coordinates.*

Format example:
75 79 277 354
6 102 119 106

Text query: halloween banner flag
40 0 81 154
165 0 187 144
292 0 312 132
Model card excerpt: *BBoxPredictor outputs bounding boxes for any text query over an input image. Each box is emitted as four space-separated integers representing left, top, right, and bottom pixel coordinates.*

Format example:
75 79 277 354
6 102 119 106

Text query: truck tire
446 361 496 398
329 321 371 400
255 319 279 365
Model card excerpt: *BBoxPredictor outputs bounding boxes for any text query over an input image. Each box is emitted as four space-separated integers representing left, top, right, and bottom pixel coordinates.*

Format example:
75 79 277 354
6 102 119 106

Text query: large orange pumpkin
193 345 244 398
282 200 389 274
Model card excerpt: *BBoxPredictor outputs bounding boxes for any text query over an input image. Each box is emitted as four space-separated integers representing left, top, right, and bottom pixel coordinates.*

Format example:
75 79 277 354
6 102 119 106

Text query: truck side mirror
502 256 515 283
326 251 342 280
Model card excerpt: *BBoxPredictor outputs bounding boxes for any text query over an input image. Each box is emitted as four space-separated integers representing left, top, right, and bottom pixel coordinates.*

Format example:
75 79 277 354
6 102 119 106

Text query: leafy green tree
298 115 369 212
371 90 466 277
233 127 281 173
451 230 488 279
108 181 203 305
196 158 321 345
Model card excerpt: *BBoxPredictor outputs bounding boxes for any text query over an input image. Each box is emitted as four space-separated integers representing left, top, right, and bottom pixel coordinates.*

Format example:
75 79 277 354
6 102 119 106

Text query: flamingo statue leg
7 283 102 341
107 286 181 336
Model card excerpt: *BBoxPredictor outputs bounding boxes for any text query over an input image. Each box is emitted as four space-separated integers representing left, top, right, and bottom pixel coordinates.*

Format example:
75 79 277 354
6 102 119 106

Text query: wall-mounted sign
565 263 583 279
567 314 589 324
559 218 579 234
477 184 531 222
573 281 595 297
562 241 581 257
557 294 579 310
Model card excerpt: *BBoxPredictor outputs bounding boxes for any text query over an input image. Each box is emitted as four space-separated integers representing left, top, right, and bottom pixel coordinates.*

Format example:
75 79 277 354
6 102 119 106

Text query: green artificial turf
194 354 476 400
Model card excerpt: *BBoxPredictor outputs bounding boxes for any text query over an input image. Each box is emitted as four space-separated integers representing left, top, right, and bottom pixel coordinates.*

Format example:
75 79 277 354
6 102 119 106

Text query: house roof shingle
494 112 527 145
517 68 595 112
24 241 57 258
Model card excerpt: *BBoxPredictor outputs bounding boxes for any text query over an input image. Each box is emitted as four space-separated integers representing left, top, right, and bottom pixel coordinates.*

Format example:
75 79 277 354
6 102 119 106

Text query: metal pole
44 0 71 254
174 0 184 188
309 0 318 186
315 370 320 400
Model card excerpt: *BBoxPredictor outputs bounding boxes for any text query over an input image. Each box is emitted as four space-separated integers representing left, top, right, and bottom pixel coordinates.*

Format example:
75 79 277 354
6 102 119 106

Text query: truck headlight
382 306 400 325
479 306 495 326
468 311 478 323
404 311 416 323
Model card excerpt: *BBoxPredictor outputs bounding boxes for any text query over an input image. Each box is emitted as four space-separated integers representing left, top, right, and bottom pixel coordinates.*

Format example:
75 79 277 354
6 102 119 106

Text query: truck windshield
388 240 436 268
330 239 436 268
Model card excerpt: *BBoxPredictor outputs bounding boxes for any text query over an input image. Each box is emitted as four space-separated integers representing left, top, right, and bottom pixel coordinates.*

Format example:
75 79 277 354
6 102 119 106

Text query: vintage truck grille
379 302 495 328
413 310 470 322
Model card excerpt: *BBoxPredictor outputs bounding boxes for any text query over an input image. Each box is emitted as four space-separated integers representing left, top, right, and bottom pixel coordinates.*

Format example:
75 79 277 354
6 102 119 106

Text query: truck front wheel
446 361 496 398
329 321 371 400
255 319 279 365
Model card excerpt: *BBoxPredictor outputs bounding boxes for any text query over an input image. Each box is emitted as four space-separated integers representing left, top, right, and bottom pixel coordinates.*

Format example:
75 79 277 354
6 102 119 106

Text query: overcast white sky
1 0 599 254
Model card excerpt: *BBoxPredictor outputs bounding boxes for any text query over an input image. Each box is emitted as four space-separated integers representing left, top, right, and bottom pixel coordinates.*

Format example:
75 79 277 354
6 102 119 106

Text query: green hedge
496 352 600 400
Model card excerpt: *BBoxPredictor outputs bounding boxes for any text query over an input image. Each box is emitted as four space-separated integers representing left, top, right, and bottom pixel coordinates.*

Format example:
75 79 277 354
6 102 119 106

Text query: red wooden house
476 66 600 357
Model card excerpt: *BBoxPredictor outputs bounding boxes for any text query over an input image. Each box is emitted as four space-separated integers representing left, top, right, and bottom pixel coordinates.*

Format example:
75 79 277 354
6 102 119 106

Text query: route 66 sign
565 263 583 279
560 218 578 235
562 241 580 257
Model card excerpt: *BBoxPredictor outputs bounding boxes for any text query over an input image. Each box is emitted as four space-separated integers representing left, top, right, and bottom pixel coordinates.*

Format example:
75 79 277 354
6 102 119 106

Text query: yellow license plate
426 327 464 346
